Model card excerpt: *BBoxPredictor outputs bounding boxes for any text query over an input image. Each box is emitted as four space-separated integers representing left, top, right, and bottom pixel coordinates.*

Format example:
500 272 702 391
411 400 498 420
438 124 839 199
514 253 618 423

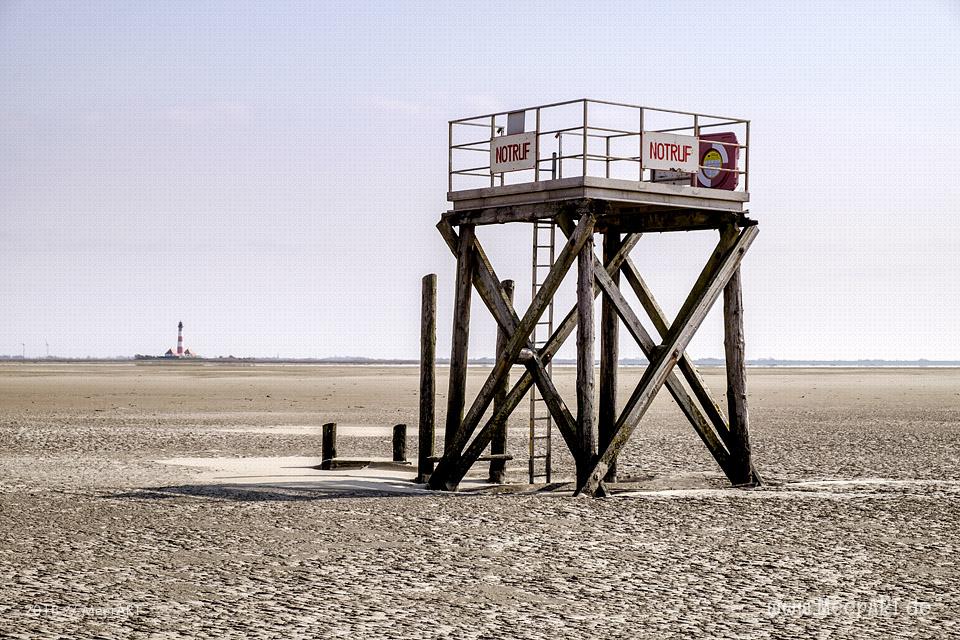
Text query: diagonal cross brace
428 211 597 490
555 215 735 482
429 219 638 490
436 219 595 458
441 236 639 490
577 225 759 496
620 255 762 484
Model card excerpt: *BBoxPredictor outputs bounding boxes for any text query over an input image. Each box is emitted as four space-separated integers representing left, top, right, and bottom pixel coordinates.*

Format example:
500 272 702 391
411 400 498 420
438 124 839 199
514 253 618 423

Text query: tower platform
426 99 760 496
445 175 752 231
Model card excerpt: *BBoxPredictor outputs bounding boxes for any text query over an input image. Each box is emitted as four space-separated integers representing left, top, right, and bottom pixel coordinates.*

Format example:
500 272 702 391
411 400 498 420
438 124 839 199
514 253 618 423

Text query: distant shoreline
2 357 960 368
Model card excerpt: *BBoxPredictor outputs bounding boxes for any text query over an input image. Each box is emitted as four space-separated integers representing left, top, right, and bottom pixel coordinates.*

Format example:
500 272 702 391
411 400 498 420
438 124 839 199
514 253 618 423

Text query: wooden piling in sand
721 224 755 485
599 229 621 483
417 274 437 483
489 279 514 484
444 226 475 453
576 233 596 487
393 424 407 463
321 422 337 470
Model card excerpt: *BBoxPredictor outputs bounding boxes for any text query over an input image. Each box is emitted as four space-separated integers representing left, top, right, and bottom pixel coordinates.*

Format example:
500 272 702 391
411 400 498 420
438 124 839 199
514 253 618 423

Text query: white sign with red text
490 132 536 174
642 131 698 173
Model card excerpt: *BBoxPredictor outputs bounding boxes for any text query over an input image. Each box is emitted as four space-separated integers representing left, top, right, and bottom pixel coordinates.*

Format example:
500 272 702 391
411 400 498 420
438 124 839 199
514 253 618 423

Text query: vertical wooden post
489 279 514 484
721 224 755 485
417 274 437 483
393 424 407 463
445 225 475 453
321 422 337 470
576 232 596 487
599 229 621 482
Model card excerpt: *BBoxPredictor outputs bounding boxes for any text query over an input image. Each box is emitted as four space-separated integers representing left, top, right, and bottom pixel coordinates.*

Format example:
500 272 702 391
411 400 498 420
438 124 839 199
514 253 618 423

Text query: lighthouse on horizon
163 321 196 358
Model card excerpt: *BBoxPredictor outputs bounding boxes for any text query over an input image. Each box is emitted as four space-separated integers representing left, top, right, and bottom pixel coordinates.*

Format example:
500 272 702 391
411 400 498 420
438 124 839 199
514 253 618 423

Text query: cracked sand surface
1 363 958 638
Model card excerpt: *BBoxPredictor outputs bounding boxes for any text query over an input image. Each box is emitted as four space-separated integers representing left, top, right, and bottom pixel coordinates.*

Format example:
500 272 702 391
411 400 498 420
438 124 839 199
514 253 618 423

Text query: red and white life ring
696 132 739 190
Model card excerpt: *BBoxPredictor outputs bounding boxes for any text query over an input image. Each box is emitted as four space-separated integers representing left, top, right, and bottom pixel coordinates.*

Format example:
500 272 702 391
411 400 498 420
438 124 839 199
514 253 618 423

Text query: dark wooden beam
620 258 728 432
576 232 596 487
416 274 437 483
429 212 596 490
489 279 513 484
435 220 584 459
619 256 762 483
578 225 759 496
555 218 735 483
599 230 621 483
443 224 475 453
431 223 638 490
596 209 755 234
721 223 758 486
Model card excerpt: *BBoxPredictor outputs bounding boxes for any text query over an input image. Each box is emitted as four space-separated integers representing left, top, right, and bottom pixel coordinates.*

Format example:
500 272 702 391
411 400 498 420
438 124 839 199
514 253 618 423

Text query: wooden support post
321 422 337 470
393 424 407 463
576 232 596 487
599 230 620 483
721 224 756 486
434 218 609 479
436 225 635 491
489 280 514 483
557 216 736 483
578 225 759 496
620 254 763 483
429 211 597 491
417 274 437 483
444 225 475 453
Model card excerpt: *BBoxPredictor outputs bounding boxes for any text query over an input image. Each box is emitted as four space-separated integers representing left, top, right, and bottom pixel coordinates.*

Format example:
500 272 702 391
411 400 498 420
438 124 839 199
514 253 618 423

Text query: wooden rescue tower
427 99 761 497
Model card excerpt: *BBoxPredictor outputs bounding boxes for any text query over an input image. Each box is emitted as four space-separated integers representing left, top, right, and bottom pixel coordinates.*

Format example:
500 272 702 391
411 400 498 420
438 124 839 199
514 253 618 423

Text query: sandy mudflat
1 362 958 638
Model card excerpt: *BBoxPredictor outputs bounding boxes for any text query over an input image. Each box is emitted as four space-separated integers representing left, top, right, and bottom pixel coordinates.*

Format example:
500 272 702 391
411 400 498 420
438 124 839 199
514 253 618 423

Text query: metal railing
448 98 750 194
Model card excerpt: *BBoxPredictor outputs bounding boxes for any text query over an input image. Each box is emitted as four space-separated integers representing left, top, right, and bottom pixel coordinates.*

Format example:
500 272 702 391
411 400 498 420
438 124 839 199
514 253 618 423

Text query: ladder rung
532 435 551 440
530 455 549 460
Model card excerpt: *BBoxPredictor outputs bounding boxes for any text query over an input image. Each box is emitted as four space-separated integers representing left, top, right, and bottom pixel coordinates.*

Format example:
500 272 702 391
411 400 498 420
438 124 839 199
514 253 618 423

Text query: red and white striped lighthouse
177 321 184 357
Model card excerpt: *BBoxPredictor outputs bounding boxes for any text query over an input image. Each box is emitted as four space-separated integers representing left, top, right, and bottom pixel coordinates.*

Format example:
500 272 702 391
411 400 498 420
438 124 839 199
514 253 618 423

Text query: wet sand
1 363 958 638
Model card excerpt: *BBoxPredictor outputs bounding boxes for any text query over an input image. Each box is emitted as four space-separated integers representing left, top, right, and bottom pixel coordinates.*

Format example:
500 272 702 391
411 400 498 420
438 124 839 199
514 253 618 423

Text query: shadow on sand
113 482 431 502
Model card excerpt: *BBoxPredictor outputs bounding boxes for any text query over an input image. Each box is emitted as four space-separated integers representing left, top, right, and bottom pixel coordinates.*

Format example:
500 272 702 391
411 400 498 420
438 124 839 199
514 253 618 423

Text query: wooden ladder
528 219 556 484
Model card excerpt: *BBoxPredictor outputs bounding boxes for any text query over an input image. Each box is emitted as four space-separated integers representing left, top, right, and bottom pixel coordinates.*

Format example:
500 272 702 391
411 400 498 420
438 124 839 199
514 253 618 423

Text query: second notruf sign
491 132 536 174
642 131 698 173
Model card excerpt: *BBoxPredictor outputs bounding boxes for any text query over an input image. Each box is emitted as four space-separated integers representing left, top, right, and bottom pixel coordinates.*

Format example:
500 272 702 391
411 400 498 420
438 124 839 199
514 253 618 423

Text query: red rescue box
695 132 739 190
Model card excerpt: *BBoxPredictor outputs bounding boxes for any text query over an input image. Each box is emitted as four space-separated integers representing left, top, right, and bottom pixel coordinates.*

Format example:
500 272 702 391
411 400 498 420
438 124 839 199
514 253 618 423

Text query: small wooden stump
393 424 407 463
321 422 337 470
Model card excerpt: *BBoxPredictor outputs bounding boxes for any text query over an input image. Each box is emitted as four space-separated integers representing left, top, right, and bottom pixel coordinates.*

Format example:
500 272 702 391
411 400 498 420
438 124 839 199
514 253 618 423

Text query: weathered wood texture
596 209 753 234
445 177 748 224
393 424 407 463
417 274 437 483
619 255 762 483
441 229 635 491
489 279 514 484
599 230 621 482
576 233 596 486
721 223 756 486
429 210 600 490
554 217 735 484
435 220 586 472
578 225 758 496
321 422 337 470
444 225 475 453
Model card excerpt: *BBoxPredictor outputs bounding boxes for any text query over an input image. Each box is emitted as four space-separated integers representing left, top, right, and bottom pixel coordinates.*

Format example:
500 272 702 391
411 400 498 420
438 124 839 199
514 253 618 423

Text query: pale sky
2 1 959 360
